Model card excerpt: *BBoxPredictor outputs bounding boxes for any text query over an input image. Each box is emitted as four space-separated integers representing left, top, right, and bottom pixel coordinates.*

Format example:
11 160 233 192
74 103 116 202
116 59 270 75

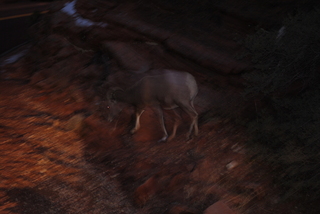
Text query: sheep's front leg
130 109 145 134
167 108 181 141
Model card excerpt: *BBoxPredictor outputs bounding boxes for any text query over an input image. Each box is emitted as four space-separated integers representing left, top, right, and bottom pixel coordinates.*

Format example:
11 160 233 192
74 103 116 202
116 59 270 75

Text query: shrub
243 8 320 199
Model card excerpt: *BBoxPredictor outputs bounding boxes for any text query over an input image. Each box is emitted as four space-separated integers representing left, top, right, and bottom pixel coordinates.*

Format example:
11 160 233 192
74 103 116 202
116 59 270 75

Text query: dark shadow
6 188 65 214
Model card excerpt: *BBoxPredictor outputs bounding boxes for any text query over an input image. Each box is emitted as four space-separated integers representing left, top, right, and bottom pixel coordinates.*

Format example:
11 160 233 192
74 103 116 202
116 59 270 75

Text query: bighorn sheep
106 69 198 142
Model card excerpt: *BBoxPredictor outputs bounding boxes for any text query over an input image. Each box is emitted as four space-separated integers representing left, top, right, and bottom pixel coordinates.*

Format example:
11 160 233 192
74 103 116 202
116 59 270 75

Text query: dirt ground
0 53 273 214
1 0 319 213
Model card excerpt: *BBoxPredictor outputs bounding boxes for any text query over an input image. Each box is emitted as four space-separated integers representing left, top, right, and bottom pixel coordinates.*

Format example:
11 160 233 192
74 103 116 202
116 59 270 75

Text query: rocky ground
1 0 319 213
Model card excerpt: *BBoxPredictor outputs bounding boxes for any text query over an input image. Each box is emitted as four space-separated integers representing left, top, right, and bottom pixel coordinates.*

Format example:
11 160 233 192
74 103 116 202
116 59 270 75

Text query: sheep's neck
114 90 132 103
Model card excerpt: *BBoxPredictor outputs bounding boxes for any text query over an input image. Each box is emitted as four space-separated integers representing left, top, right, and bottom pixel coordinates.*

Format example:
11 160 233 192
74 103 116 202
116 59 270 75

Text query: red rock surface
204 201 237 214
1 0 319 213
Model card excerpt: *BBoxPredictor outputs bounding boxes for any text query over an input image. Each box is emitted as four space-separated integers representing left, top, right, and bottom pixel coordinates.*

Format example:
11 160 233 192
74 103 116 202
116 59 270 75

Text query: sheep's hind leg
180 103 198 140
156 107 168 142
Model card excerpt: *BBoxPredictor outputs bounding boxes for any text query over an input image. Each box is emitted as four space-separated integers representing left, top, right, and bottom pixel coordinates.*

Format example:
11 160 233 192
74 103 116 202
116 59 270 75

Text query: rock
55 46 76 59
167 173 187 192
190 159 221 182
226 161 239 170
103 41 150 72
167 205 197 214
30 65 70 89
30 70 47 85
133 173 174 207
134 176 158 206
51 11 72 28
231 144 246 154
65 114 86 132
37 35 65 57
103 10 172 42
78 64 102 80
74 91 86 103
204 201 237 214
83 114 103 128
164 34 249 74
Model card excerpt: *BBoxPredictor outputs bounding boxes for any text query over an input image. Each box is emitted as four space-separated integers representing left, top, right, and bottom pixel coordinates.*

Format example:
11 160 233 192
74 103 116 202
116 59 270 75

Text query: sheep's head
106 88 124 122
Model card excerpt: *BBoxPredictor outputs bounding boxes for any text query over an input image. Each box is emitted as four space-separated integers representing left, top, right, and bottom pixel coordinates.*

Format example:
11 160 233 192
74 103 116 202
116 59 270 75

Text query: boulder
134 175 159 206
167 205 197 214
103 41 151 72
65 114 86 132
204 201 237 214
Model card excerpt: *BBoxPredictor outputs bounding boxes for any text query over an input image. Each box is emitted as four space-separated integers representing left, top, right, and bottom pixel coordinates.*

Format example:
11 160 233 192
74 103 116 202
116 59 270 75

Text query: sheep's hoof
158 135 168 143
130 129 137 134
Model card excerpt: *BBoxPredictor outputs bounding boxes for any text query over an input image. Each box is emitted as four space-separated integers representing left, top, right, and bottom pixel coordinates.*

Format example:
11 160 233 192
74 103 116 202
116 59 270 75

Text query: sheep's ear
108 87 123 102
